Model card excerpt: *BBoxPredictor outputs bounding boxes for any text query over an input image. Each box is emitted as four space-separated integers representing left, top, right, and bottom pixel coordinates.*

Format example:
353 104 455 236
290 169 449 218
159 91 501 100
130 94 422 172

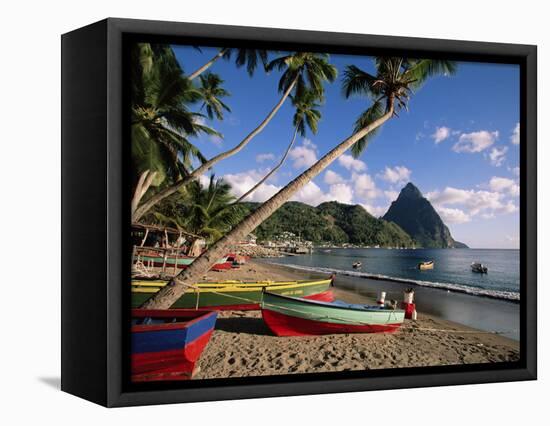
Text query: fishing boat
131 277 335 310
131 309 217 382
261 291 405 336
417 260 434 270
471 262 488 273
352 261 362 269
135 253 231 271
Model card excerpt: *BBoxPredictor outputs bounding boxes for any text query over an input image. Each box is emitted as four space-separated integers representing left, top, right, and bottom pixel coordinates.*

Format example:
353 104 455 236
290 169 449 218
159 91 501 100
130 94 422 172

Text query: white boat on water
471 262 488 273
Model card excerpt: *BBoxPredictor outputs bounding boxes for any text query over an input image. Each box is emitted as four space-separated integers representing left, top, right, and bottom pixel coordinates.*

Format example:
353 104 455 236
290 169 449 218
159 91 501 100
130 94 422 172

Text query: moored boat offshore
417 260 434 270
131 309 217 382
471 262 488 273
261 291 405 336
131 277 335 310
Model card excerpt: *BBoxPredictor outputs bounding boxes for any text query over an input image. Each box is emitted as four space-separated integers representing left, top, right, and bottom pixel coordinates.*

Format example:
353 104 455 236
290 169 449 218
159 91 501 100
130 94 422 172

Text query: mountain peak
399 182 423 199
383 182 468 249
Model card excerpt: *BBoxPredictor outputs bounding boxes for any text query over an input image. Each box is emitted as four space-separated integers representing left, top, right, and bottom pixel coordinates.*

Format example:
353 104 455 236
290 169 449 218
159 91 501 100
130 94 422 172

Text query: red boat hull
262 309 402 336
131 330 214 382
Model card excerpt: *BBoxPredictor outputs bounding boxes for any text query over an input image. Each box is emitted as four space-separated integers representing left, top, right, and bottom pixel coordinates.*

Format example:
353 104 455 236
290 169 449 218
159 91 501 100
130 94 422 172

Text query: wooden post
195 287 200 310
140 229 149 247
173 249 178 276
161 249 167 275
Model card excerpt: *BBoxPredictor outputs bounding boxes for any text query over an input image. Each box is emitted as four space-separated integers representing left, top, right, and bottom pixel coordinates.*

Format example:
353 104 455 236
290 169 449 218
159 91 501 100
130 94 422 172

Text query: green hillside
241 201 415 247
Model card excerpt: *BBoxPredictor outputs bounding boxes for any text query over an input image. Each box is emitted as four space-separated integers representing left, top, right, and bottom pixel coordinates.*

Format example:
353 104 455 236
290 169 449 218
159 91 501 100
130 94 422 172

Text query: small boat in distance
471 262 488 273
352 261 362 269
418 260 434 270
261 292 405 336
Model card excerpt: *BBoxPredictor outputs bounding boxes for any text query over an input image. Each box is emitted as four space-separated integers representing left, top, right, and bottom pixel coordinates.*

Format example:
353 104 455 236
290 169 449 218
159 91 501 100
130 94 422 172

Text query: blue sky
172 45 520 249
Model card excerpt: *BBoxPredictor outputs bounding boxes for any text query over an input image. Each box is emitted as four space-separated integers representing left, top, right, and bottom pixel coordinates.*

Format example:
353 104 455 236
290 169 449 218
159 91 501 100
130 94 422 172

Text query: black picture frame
61 17 537 407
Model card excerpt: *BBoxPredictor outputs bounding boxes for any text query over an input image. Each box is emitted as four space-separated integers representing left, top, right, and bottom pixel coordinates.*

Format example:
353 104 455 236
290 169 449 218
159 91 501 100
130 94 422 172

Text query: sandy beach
194 260 520 379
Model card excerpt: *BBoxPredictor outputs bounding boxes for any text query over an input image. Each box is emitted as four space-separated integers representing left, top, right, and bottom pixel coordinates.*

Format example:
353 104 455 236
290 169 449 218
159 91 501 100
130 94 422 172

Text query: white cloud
324 170 345 185
377 166 412 184
489 176 520 197
511 166 520 177
489 146 508 167
384 190 399 202
453 130 498 153
427 186 518 220
222 170 280 202
289 139 317 169
289 181 330 205
338 154 366 172
431 126 452 144
198 174 212 187
353 172 379 200
328 183 354 204
495 200 518 214
510 123 520 145
256 153 275 163
436 207 471 224
360 203 387 217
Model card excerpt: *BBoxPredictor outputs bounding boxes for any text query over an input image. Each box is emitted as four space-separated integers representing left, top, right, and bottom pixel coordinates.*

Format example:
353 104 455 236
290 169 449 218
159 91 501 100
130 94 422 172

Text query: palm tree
140 56 456 309
146 175 245 243
234 89 322 203
197 72 231 120
181 176 245 242
187 48 268 80
130 43 220 216
132 52 337 222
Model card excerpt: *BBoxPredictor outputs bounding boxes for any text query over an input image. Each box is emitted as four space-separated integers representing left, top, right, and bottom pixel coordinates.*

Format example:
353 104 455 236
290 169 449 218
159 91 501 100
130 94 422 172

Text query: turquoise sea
268 248 520 301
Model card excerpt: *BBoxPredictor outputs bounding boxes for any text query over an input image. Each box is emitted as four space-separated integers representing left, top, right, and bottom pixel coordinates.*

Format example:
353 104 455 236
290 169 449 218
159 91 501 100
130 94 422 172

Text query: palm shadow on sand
215 317 273 336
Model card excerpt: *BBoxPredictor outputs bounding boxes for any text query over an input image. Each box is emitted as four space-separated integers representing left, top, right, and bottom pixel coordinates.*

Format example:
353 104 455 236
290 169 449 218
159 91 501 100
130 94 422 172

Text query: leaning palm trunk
132 75 300 222
188 48 229 80
233 127 299 204
131 170 157 216
140 105 394 309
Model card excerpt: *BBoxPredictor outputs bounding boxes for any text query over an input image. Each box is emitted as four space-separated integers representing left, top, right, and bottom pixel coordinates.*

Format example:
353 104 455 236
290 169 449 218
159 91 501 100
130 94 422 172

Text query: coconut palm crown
291 88 323 137
266 52 338 97
197 72 232 121
342 58 456 158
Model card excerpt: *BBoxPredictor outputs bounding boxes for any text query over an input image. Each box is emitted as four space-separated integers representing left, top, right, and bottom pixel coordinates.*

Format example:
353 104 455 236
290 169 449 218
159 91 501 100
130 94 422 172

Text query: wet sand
194 260 520 379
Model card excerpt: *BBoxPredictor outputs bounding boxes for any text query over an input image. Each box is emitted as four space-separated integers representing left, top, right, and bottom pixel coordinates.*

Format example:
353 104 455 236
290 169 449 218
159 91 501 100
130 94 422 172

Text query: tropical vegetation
138 52 457 309
144 175 245 243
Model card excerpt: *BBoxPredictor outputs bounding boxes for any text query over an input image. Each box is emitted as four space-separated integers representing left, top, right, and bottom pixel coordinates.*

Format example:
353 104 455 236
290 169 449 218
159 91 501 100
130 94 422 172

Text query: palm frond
341 65 379 99
404 59 457 89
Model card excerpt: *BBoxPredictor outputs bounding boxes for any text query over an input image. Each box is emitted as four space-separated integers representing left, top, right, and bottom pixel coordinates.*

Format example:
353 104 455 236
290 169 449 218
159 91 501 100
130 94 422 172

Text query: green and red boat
131 278 334 310
135 252 233 271
261 291 405 336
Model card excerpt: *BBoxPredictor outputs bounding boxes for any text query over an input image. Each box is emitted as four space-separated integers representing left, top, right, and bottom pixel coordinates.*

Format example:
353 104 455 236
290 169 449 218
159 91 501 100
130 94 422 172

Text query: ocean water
268 248 520 301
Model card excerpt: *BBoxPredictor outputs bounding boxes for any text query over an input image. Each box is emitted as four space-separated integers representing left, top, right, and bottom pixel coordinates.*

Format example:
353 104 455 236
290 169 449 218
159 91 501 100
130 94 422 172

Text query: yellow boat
131 278 335 310
417 260 434 270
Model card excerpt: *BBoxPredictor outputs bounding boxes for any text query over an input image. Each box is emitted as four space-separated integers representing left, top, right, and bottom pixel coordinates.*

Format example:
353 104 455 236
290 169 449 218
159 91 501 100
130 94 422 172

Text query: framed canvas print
61 18 536 407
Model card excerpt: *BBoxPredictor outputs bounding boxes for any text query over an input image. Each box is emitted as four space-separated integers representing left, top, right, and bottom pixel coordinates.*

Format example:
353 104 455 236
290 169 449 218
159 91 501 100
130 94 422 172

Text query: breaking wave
270 262 520 302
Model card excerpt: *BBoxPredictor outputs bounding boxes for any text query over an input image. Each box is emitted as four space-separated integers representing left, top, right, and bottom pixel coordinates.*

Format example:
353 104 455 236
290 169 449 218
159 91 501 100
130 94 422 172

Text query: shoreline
261 260 520 341
263 261 520 302
195 260 519 380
